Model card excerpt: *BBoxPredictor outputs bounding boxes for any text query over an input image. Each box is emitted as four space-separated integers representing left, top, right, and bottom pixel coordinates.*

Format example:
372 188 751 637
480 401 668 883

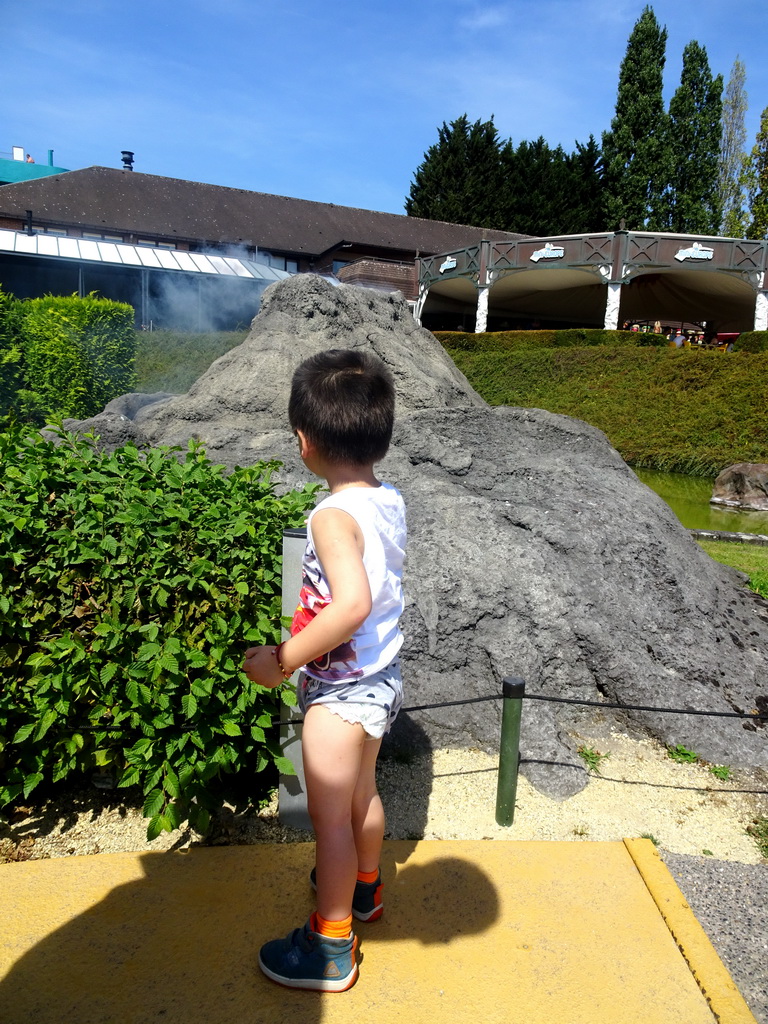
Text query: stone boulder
711 463 768 512
66 275 768 798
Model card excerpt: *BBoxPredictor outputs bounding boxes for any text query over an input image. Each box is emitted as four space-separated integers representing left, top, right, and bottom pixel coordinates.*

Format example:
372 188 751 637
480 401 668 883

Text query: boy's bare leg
302 705 367 922
351 735 385 874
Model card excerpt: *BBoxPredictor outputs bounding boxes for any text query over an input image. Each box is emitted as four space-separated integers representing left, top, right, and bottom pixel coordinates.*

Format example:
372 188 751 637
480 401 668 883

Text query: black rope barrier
34 686 768 737
523 692 768 720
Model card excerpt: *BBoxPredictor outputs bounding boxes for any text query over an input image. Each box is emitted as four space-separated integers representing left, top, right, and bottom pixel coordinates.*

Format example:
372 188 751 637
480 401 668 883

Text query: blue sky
3 0 767 216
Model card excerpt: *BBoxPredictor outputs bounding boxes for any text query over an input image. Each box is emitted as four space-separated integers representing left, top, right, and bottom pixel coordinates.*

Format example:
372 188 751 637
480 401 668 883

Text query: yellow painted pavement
0 839 757 1024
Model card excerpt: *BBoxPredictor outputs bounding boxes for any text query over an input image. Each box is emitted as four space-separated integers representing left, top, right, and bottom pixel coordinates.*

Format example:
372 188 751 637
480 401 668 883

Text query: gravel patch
3 730 765 862
662 852 768 1024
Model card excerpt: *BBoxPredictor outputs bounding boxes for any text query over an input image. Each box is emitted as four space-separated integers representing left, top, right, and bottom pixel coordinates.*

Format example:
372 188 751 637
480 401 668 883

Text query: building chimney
121 151 134 171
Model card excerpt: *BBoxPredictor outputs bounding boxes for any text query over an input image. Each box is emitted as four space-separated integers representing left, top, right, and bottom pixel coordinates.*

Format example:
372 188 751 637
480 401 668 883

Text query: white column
755 290 768 331
604 281 621 330
413 286 428 326
475 285 490 333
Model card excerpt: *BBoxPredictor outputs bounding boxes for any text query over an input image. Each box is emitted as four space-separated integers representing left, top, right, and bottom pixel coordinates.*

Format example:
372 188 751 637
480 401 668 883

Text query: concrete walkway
0 839 757 1024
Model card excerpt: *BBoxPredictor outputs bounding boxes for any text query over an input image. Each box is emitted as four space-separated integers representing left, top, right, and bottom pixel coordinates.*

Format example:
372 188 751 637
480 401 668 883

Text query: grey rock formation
66 275 768 798
712 463 768 512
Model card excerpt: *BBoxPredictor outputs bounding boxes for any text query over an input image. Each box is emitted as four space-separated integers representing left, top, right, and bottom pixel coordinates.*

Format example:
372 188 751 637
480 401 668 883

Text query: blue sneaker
309 867 384 922
258 915 358 992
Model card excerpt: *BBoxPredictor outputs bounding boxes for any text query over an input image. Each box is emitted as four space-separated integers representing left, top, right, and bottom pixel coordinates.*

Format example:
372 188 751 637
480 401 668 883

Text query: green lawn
134 329 247 393
695 539 768 599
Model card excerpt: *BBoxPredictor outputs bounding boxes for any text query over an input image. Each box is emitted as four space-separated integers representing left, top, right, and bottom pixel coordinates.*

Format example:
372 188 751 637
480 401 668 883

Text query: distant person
673 331 685 348
25 154 34 163
653 320 662 334
243 349 406 992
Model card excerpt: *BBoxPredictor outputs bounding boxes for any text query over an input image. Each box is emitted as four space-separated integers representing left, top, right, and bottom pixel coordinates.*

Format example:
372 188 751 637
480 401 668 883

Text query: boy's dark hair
289 349 395 464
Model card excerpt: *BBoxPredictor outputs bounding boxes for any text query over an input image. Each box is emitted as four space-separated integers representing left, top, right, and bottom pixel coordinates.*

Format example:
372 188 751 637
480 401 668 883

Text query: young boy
242 348 406 992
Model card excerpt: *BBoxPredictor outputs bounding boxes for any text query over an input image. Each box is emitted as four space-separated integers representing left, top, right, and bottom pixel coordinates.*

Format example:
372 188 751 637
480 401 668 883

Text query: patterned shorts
298 659 403 739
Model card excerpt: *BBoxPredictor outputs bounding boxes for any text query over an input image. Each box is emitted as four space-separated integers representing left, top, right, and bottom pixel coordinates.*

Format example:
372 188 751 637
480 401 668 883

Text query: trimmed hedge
0 289 24 419
434 328 668 350
733 331 768 353
445 344 768 476
20 294 137 420
0 426 318 839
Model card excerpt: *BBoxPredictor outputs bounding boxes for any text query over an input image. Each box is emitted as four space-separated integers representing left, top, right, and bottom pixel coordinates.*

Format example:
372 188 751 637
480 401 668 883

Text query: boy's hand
242 645 284 688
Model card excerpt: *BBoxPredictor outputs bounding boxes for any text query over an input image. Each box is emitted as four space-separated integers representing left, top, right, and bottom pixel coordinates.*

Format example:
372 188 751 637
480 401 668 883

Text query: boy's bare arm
242 507 371 687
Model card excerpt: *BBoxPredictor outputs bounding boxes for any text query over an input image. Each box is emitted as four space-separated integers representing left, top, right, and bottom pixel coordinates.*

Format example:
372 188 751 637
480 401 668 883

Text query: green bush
733 331 768 353
0 425 317 839
434 328 666 350
134 328 248 394
446 346 768 476
19 293 137 421
0 287 25 420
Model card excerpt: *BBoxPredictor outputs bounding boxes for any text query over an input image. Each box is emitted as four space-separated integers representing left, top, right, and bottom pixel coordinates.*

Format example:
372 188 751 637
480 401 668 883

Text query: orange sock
315 912 353 939
357 868 379 884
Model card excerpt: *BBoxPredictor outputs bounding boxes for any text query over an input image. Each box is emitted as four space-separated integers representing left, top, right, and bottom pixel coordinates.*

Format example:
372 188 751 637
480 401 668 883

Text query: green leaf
273 756 296 776
137 641 162 662
159 653 179 675
101 534 118 556
146 813 172 841
142 788 165 818
163 765 181 799
166 800 184 830
100 662 119 685
23 772 44 798
117 765 141 788
181 693 198 718
221 720 242 737
12 722 36 744
34 709 58 742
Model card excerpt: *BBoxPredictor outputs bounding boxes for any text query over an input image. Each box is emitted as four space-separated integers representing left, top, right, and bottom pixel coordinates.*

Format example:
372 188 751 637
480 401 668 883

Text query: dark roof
0 166 527 257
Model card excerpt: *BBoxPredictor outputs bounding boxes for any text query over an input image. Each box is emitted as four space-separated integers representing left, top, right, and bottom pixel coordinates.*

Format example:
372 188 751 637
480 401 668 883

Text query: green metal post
495 676 525 827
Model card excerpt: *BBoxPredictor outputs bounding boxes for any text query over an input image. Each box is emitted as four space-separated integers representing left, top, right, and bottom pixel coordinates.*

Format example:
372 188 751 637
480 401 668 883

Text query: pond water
632 467 768 535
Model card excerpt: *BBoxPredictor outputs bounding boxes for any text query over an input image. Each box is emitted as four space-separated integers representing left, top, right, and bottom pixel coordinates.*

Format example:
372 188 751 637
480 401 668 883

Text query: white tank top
290 482 406 682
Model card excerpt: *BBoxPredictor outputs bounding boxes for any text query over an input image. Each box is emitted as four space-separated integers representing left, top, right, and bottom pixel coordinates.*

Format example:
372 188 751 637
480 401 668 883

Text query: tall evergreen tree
565 136 605 233
664 41 723 234
718 58 750 236
405 114 504 227
499 137 572 235
601 5 669 230
747 106 768 238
